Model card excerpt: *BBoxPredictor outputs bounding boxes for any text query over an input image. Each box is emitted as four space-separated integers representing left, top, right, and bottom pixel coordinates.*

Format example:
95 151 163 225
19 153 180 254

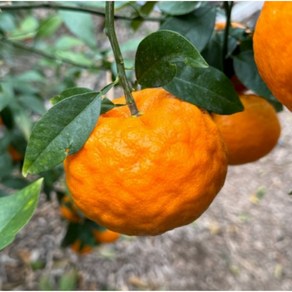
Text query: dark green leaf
131 2 157 30
0 153 13 179
0 178 43 251
22 86 109 176
51 85 116 114
51 87 93 105
58 10 96 48
135 30 208 88
158 1 200 16
1 177 29 190
100 98 116 114
164 65 244 114
160 5 216 51
61 222 80 247
201 32 224 71
233 50 283 111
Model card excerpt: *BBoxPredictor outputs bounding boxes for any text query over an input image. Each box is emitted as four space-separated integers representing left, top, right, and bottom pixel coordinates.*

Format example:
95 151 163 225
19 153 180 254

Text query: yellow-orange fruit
64 88 228 236
213 94 281 165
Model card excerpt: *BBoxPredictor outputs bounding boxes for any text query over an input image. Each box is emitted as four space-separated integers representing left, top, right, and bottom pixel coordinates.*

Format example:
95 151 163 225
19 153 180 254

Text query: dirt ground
0 107 291 291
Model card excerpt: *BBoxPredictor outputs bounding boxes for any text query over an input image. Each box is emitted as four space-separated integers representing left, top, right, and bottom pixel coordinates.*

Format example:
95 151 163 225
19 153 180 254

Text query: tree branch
0 3 164 22
0 37 102 70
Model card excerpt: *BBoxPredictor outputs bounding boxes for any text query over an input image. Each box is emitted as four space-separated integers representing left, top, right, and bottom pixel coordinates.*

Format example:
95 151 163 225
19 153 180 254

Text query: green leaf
16 71 44 83
58 10 96 48
11 104 33 140
0 84 13 111
22 84 114 176
135 30 208 88
131 2 157 30
158 1 200 16
61 222 80 247
51 87 93 105
164 64 244 114
56 51 93 66
55 36 83 50
58 270 78 291
0 178 43 251
0 12 16 32
9 16 39 40
19 95 46 115
100 98 116 114
39 275 54 291
36 15 62 39
160 5 216 51
201 32 224 71
51 86 116 114
0 153 13 179
233 50 283 111
1 177 29 190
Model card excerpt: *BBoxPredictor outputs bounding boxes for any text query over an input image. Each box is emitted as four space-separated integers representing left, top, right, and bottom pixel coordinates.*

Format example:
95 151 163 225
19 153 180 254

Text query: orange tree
0 1 285 250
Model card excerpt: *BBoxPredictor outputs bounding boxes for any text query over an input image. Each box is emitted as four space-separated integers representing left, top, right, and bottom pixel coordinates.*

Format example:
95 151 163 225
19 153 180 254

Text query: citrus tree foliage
0 1 282 249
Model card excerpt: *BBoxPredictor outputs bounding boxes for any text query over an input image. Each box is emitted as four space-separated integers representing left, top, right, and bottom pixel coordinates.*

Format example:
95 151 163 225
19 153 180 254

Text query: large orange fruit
253 2 292 111
213 94 281 165
64 88 228 236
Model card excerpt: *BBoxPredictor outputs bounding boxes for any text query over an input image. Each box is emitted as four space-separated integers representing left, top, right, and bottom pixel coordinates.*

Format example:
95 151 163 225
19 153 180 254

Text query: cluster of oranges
63 2 286 238
64 8 285 237
59 195 120 255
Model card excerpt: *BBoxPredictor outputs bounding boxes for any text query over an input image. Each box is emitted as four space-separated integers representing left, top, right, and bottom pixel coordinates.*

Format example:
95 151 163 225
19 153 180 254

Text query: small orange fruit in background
8 145 23 162
0 117 24 162
93 229 120 244
59 195 82 223
64 88 228 236
213 94 281 165
253 2 292 111
70 239 92 255
214 21 245 31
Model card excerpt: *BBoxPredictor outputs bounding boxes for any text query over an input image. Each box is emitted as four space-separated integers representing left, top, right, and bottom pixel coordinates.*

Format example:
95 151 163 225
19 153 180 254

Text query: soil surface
0 108 291 291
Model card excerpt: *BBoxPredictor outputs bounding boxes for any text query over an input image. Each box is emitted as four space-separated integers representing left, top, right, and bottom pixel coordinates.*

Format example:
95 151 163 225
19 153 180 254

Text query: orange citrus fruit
64 88 228 236
0 118 24 162
213 94 281 165
93 229 120 243
253 2 292 111
8 145 23 162
59 196 82 223
70 240 92 255
214 21 245 31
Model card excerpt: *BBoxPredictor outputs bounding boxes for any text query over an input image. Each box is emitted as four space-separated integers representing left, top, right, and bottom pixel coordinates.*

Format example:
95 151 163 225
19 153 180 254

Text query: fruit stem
105 1 140 116
222 1 233 74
